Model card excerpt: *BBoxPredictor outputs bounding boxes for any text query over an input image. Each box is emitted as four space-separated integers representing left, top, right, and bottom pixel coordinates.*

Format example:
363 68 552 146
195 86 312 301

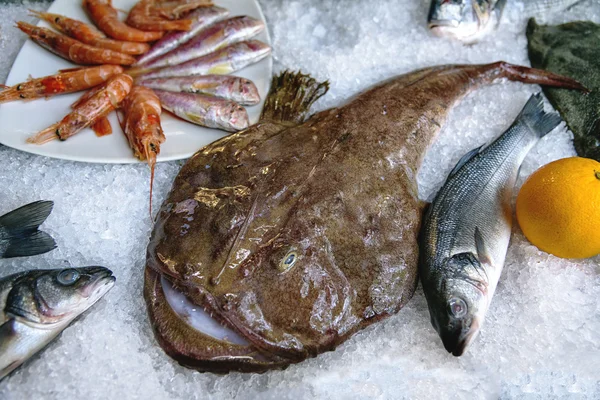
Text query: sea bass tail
0 201 56 258
260 70 329 124
482 61 588 92
515 93 563 138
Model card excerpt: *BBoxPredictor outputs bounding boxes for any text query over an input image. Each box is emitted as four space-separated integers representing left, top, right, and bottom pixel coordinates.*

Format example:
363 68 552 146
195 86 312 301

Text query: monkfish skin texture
145 64 584 372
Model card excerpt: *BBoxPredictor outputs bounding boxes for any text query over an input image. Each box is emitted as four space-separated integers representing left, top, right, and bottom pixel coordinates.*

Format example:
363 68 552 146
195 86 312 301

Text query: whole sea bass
0 267 115 379
144 64 584 373
428 0 584 42
418 94 561 356
0 201 55 258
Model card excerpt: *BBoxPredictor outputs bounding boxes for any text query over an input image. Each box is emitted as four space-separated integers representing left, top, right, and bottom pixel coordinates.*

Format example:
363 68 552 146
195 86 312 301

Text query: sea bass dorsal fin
448 145 483 177
260 70 329 124
474 227 492 265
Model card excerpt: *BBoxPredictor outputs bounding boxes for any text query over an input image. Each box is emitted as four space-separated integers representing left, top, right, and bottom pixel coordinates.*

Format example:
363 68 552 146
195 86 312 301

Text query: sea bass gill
0 267 115 380
144 63 584 373
419 94 561 356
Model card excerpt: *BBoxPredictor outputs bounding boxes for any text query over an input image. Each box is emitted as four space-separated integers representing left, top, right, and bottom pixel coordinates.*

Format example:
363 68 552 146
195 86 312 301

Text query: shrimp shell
126 0 194 32
29 10 150 55
0 65 123 103
16 22 136 66
91 116 113 136
27 74 133 144
83 0 164 42
151 0 214 19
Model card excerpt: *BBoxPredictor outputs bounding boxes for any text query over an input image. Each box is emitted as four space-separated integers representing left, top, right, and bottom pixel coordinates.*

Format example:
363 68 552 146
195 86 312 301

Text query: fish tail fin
516 93 562 138
482 61 589 92
0 201 56 258
260 70 329 124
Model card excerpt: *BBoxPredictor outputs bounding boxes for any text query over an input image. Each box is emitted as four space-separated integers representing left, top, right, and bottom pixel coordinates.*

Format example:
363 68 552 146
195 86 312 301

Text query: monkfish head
144 186 363 372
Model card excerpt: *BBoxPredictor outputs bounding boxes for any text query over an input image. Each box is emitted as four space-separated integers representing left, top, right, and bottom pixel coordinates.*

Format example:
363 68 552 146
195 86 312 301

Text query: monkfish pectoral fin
474 227 492 266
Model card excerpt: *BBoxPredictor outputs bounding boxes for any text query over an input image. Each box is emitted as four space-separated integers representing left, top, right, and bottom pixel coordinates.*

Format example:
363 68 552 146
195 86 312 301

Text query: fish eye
278 251 298 272
448 297 467 318
57 269 80 286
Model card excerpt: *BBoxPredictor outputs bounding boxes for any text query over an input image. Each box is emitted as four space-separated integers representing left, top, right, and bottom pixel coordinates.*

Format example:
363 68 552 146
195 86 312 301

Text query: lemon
516 157 600 259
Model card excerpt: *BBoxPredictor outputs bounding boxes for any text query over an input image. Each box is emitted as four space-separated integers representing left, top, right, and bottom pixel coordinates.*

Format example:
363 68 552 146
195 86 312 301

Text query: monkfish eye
57 269 80 286
278 251 298 272
448 297 467 318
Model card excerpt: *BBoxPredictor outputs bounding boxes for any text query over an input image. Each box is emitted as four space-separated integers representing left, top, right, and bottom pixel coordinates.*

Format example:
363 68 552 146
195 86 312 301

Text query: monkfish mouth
160 276 250 347
143 268 288 373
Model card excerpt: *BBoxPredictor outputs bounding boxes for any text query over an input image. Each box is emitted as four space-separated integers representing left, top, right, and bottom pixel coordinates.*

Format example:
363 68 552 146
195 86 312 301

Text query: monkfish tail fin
482 61 588 92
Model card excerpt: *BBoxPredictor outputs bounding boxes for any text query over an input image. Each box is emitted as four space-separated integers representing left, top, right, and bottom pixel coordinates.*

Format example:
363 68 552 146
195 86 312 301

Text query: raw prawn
27 74 133 144
0 65 123 103
126 0 212 31
29 10 150 55
69 86 114 136
83 0 164 42
152 0 214 19
16 22 136 65
119 86 165 212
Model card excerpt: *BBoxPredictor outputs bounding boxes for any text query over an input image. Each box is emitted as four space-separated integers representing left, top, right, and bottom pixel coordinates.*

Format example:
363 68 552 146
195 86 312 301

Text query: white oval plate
0 0 272 164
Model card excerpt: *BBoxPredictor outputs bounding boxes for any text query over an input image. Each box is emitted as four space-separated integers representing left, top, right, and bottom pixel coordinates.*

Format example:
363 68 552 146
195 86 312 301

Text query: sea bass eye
448 297 467 318
278 251 298 272
57 269 80 286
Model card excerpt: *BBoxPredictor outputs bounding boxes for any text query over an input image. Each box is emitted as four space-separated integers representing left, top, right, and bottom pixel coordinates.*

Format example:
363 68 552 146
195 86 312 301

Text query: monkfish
144 63 584 372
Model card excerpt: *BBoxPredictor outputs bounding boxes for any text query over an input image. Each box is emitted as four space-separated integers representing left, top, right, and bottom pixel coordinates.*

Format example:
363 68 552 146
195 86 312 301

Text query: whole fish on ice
0 201 55 259
0 267 115 379
134 6 229 66
419 94 561 356
144 64 584 372
427 0 584 42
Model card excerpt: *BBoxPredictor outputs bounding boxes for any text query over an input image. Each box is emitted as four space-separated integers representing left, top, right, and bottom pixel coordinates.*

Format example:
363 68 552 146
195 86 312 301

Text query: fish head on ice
427 0 506 42
425 252 489 356
147 191 360 364
6 267 115 326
